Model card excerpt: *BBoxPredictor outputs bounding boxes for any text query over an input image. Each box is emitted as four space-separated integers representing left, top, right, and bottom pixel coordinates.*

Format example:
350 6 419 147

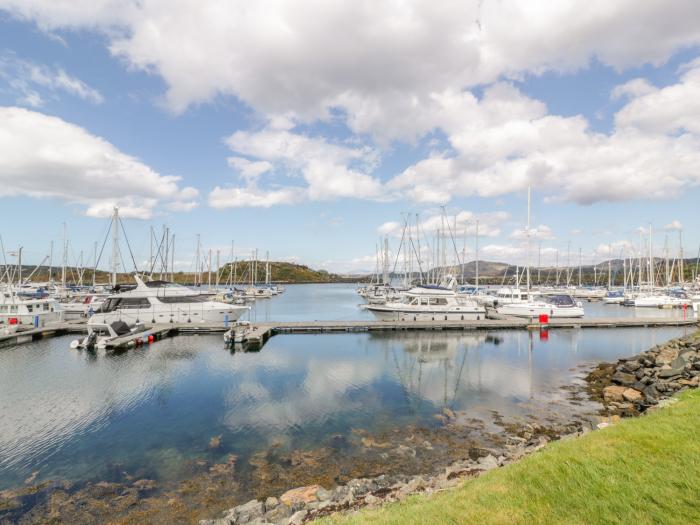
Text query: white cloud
227 157 273 183
0 51 104 106
615 61 700 135
0 106 196 219
664 220 683 231
389 77 700 205
5 1 700 208
4 1 700 137
209 185 303 208
210 126 384 207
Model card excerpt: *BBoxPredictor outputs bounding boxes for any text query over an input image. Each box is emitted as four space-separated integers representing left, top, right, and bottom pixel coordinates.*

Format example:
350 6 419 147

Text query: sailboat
497 186 585 319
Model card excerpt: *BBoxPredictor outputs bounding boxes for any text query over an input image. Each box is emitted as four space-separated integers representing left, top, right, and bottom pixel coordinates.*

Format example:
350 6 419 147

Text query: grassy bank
319 388 700 525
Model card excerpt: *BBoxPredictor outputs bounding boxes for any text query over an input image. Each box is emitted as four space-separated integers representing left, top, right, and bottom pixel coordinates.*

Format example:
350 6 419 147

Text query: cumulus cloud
388 77 700 205
664 220 683 231
0 106 197 218
0 51 103 106
210 126 384 207
5 1 700 208
509 225 555 241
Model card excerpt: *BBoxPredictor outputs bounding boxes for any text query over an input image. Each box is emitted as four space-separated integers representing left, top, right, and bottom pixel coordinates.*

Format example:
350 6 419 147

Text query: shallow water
0 284 693 522
0 326 689 492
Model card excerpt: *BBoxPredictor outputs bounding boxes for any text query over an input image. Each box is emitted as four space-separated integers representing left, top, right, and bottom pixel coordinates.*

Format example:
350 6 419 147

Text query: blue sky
1 2 700 274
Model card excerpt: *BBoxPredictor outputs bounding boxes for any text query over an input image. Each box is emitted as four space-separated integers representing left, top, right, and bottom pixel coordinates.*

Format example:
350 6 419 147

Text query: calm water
0 325 689 491
244 283 688 322
0 284 692 501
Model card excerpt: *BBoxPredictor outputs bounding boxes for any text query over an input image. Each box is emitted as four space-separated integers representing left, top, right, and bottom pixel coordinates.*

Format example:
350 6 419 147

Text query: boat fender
148 335 155 344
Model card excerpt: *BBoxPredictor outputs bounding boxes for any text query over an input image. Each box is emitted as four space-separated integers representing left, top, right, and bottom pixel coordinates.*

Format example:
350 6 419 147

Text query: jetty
229 316 699 348
1 316 697 351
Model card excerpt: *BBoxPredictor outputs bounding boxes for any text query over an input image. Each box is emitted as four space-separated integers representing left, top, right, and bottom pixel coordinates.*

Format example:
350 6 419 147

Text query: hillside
1 261 349 285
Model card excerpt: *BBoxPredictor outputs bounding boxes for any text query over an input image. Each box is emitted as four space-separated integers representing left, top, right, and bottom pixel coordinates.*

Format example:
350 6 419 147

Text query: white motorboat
70 320 146 351
484 287 529 307
365 279 486 321
88 275 248 326
497 294 585 318
633 293 692 308
0 286 63 326
244 286 274 298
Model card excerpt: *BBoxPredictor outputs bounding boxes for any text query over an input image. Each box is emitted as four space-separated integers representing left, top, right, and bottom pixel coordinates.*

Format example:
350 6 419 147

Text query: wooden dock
1 316 697 351
231 316 699 348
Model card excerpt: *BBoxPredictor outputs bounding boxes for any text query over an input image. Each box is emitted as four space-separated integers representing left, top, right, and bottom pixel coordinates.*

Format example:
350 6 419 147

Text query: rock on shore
587 331 700 416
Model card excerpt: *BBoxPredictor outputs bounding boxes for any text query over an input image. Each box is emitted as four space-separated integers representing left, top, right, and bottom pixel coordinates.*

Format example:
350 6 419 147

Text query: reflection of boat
89 275 248 325
497 294 585 318
365 278 485 321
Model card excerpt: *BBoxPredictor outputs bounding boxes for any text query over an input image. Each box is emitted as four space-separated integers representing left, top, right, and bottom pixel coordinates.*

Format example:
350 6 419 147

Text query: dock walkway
1 316 697 351
233 316 699 347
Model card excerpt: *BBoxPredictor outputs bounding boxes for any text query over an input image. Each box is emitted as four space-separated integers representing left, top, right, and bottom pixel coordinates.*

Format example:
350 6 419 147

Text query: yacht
0 286 64 327
497 294 585 318
61 293 108 319
365 278 486 321
88 275 248 325
633 292 692 308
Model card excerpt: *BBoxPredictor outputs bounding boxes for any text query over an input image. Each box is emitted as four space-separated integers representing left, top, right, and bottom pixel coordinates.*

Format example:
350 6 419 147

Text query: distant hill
1 260 351 285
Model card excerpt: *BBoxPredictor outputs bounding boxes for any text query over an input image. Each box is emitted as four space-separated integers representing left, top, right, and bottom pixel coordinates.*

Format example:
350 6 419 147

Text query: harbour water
0 284 693 523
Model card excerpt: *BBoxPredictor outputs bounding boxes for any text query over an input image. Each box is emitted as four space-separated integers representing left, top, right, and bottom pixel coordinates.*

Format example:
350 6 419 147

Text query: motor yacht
365 279 485 321
88 275 248 326
497 294 585 318
633 292 692 308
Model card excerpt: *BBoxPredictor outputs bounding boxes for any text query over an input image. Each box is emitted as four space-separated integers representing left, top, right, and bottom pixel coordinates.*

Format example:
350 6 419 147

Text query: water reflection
0 325 689 493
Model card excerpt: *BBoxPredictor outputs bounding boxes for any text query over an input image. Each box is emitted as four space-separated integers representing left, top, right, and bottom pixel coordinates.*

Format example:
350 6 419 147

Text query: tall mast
195 234 201 286
383 236 389 285
648 223 653 290
170 234 175 281
475 220 480 290
93 241 98 287
48 241 53 283
216 249 220 287
61 222 67 288
111 207 120 286
679 230 684 284
578 247 582 287
608 244 612 289
525 185 531 293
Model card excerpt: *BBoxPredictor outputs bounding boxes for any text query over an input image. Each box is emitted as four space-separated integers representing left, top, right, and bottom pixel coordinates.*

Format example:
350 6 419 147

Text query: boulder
602 385 627 403
229 500 264 524
287 510 308 525
611 371 636 386
280 485 322 507
658 367 683 379
622 388 643 403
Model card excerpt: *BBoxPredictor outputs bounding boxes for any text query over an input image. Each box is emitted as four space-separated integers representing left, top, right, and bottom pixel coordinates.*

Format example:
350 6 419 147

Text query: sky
1 1 700 275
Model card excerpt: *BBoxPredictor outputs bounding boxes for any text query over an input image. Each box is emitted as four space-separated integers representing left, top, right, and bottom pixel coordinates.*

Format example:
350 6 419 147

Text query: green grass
318 389 700 525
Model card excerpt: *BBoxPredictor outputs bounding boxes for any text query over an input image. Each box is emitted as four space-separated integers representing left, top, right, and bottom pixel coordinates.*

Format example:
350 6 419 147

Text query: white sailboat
497 186 584 319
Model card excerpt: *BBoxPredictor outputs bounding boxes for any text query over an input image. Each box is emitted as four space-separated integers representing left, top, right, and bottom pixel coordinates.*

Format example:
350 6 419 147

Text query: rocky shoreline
203 330 700 525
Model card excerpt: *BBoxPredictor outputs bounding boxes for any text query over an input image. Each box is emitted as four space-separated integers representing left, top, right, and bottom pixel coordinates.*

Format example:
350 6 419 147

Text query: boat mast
475 219 479 291
648 223 653 291
61 222 67 288
111 207 119 287
678 229 684 284
526 185 531 294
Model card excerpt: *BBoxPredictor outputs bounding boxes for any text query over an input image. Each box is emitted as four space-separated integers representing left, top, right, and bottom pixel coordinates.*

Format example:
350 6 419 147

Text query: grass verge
317 388 700 525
